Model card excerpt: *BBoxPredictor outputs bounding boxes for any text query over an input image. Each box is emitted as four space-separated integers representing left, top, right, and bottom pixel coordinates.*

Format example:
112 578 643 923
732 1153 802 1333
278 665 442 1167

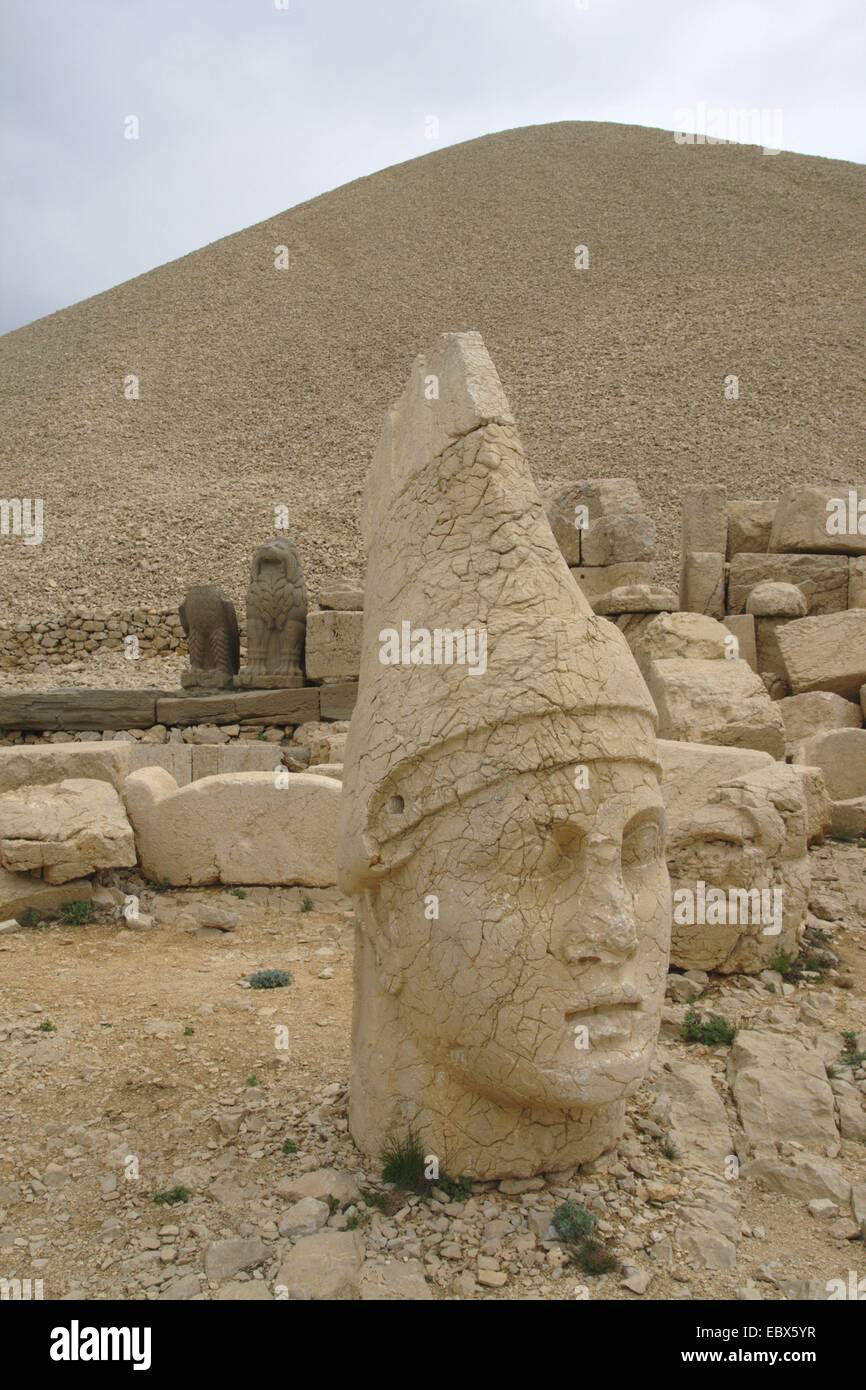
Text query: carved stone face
666 768 809 973
363 758 670 1112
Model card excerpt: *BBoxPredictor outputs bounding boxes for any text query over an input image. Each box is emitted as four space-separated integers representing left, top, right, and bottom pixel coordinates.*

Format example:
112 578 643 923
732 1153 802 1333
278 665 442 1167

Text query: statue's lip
564 989 642 1017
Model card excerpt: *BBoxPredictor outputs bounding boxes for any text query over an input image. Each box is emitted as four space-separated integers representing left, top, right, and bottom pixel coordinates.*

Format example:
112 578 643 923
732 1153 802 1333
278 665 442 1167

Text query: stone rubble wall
0 606 193 672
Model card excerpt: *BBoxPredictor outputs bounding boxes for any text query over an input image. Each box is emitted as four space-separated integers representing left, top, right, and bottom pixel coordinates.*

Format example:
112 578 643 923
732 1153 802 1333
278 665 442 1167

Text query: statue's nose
551 840 638 967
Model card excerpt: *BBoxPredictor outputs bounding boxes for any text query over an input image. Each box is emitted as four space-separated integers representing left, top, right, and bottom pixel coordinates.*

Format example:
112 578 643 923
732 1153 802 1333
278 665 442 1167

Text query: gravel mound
1 121 863 621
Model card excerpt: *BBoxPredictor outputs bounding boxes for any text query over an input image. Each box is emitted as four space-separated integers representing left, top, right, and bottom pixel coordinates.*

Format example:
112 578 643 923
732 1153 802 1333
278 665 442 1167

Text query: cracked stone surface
338 332 671 1178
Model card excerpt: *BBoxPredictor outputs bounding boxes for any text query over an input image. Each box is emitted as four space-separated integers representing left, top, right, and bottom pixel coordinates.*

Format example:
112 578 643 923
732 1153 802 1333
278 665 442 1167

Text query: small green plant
768 948 826 983
152 1186 190 1206
19 907 41 929
841 1031 866 1068
552 1201 618 1276
281 1139 298 1155
326 1194 340 1215
256 730 267 742
436 1174 473 1202
360 1187 401 1216
299 894 314 913
553 1200 595 1245
183 1027 194 1036
248 969 293 990
682 1008 737 1046
38 1019 56 1033
229 887 247 899
381 1129 428 1194
659 1140 680 1161
149 879 171 894
574 1238 620 1276
346 1214 361 1230
246 1074 259 1087
766 949 797 978
60 900 95 926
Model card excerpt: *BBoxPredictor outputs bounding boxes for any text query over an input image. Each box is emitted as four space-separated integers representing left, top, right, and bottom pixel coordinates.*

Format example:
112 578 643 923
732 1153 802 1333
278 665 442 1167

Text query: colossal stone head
338 332 671 1178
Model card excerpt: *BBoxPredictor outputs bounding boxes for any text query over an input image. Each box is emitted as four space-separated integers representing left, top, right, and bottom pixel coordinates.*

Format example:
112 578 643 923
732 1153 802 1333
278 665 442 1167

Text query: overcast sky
1 0 864 335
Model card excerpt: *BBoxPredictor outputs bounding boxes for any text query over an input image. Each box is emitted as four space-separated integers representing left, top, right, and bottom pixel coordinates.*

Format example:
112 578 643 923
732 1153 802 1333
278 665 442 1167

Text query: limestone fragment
0 778 135 883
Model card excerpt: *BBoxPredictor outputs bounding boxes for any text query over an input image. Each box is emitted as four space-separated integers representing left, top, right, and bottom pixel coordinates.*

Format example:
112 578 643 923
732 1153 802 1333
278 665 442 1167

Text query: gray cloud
1 0 864 333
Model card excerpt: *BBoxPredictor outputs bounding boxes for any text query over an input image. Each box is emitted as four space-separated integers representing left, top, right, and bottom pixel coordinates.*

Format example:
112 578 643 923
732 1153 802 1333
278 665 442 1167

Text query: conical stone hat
338 332 658 890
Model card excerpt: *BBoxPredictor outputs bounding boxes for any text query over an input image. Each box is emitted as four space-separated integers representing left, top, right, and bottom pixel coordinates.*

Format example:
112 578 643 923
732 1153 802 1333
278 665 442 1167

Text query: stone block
0 742 131 793
769 485 866 556
123 769 340 887
721 614 757 670
726 500 776 559
0 778 136 883
727 554 848 616
681 484 728 554
569 562 653 603
319 682 359 721
581 513 656 566
156 686 319 727
775 610 866 699
305 611 363 683
646 658 786 757
679 551 725 618
0 689 163 732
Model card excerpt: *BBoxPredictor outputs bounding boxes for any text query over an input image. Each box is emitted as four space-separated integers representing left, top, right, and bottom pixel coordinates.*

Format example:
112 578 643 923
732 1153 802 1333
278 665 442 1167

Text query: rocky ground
0 652 185 693
1 841 864 1302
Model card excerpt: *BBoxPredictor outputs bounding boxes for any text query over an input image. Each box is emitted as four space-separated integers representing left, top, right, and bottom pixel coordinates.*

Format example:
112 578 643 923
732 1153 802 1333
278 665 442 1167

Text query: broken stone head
338 332 671 1178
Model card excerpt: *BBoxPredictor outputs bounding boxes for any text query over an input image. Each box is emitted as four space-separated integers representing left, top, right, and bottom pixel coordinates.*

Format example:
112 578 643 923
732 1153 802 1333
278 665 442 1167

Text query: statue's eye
531 823 583 876
622 819 663 868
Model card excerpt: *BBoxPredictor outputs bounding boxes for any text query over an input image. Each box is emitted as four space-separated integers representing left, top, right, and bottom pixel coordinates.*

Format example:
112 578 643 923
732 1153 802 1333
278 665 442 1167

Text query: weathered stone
779 692 862 750
568 562 654 604
727 500 776 558
124 769 340 886
682 485 728 554
798 729 866 837
179 584 240 691
754 617 792 682
126 744 193 786
679 551 725 618
275 1169 361 1207
358 1260 434 1300
319 682 359 721
665 762 809 973
277 1197 330 1239
204 1235 269 1283
0 742 131 793
214 1281 272 1301
728 553 848 616
338 332 670 1179
237 537 307 688
631 612 730 679
769 485 866 556
721 614 757 671
581 514 656 566
0 778 135 883
849 557 866 609
794 765 834 846
546 479 642 567
593 584 676 615
775 611 866 700
189 744 283 780
0 866 93 920
0 689 162 732
646 658 786 757
156 686 319 727
742 1155 851 1206
305 611 363 683
659 740 773 827
276 1230 363 1300
318 588 364 611
746 582 808 618
651 1060 732 1170
728 1031 839 1158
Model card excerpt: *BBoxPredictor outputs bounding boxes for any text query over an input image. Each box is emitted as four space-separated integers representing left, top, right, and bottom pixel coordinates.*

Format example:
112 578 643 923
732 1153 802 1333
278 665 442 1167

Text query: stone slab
0 689 163 732
319 682 359 721
156 687 319 727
